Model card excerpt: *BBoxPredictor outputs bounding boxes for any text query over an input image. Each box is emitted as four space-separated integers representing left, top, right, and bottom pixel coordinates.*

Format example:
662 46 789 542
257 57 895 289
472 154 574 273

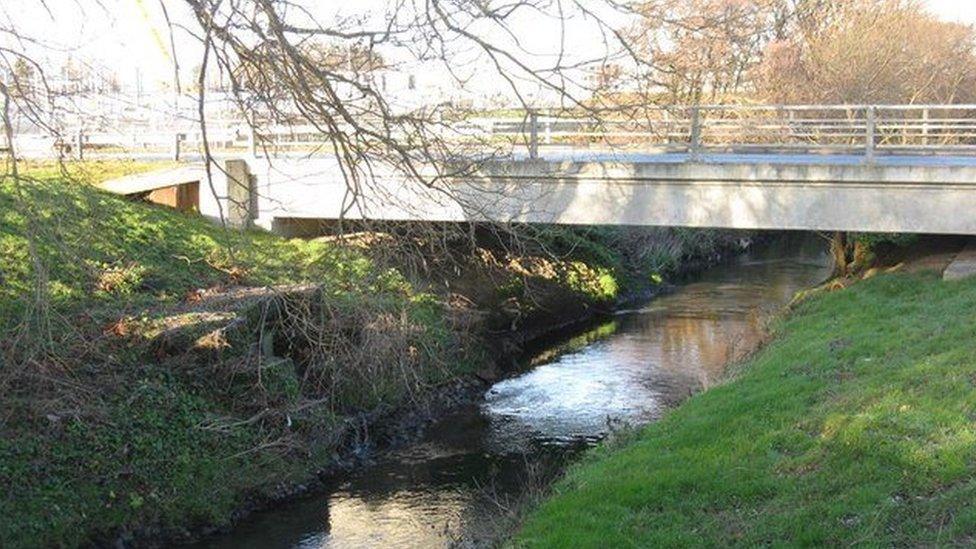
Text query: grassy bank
515 270 976 546
1 161 739 546
0 162 469 546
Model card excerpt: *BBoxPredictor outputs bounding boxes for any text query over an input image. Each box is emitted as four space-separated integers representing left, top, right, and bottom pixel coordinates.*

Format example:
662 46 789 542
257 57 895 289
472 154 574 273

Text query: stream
195 235 830 548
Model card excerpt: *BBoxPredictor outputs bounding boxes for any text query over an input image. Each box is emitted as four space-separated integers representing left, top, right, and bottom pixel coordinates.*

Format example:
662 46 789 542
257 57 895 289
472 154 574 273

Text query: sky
1 0 622 95
927 0 976 23
2 0 975 94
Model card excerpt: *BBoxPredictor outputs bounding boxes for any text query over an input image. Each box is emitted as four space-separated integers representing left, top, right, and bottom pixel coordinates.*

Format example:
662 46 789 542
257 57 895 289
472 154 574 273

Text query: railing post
865 106 876 163
662 109 671 144
172 132 182 162
689 106 702 161
528 110 539 159
921 108 930 146
75 129 84 160
226 158 254 228
787 108 796 144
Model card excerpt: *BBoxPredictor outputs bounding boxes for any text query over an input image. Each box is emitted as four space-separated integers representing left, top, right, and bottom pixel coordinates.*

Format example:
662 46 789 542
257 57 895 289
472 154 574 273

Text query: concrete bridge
99 104 976 235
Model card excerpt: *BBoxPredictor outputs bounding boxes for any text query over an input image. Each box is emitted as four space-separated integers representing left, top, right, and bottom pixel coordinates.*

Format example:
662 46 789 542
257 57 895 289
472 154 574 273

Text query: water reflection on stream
197 236 830 548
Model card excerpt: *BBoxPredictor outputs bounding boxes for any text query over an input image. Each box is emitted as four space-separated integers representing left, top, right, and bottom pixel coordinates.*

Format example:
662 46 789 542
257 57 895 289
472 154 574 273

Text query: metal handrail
479 104 976 159
54 104 976 162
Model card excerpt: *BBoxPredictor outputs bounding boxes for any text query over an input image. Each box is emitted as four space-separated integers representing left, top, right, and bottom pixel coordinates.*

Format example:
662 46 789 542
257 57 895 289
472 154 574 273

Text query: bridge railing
44 104 976 161
474 104 976 159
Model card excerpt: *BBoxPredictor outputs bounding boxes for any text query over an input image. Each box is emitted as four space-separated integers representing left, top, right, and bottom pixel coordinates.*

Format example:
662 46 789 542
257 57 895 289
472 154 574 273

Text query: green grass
516 272 976 547
1 160 375 321
0 161 468 547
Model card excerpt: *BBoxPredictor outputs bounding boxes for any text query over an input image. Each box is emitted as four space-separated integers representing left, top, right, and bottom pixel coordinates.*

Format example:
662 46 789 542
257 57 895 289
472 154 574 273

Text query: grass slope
1 160 374 320
0 162 464 546
516 272 976 547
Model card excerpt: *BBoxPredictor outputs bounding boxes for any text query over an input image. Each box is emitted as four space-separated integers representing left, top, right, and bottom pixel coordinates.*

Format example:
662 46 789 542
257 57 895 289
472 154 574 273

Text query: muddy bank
391 227 754 353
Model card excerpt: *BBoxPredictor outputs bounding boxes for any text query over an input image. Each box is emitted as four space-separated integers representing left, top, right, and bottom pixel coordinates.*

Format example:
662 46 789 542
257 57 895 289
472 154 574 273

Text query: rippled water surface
197 237 830 548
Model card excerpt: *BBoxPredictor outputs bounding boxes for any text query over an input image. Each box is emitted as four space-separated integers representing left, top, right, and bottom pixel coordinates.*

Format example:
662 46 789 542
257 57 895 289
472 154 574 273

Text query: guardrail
35 104 976 162
476 104 976 159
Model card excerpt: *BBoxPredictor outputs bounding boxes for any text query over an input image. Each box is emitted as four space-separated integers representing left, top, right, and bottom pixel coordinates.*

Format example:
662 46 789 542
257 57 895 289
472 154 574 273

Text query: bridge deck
249 153 976 235
98 150 976 235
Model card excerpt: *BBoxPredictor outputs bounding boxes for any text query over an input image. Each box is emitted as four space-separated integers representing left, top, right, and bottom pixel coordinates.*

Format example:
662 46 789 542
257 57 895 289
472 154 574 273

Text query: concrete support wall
225 159 254 228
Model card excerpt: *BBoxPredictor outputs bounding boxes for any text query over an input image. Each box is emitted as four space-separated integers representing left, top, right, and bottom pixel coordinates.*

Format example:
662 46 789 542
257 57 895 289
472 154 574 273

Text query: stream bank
138 227 750 548
1 164 753 548
187 234 829 548
513 241 976 547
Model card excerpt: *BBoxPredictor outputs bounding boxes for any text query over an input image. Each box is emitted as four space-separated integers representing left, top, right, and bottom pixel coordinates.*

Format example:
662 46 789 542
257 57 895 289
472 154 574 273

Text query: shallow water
195 236 830 548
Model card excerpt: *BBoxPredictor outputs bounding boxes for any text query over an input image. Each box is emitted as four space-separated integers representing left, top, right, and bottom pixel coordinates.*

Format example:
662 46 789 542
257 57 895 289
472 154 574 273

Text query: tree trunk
830 231 851 278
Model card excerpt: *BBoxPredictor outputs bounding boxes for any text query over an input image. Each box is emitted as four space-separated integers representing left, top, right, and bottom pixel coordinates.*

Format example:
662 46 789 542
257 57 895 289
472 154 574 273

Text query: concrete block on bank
944 241 976 281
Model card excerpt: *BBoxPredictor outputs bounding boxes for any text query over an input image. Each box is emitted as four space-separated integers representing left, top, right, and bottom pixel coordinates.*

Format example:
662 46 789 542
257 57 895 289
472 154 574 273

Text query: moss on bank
515 271 976 547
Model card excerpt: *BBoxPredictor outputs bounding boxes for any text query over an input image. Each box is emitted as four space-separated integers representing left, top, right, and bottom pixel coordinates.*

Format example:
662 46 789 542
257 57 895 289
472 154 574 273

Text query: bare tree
754 0 976 104
623 0 797 104
0 0 654 365
174 0 641 199
152 0 662 292
0 8 73 365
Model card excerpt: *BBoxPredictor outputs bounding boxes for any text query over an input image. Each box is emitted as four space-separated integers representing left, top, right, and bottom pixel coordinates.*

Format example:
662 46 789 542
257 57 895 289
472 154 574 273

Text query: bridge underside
244 157 976 235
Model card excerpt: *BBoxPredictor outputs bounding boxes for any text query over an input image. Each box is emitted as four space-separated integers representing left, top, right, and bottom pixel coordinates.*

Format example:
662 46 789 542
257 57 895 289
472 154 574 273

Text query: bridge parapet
98 153 976 235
